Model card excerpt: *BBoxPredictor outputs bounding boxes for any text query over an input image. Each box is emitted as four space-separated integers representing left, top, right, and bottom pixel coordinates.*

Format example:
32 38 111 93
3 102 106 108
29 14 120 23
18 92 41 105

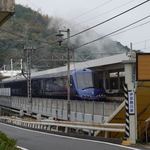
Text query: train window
45 77 67 91
45 79 53 91
0 82 4 88
76 72 93 89
55 78 64 87
93 73 103 88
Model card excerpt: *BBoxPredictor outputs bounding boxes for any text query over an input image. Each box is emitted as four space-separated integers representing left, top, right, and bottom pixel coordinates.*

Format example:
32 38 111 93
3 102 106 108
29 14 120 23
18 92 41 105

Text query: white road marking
17 146 29 150
0 122 141 150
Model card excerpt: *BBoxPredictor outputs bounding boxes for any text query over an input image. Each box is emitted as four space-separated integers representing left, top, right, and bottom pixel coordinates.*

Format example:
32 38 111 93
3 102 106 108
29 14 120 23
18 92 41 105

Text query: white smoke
48 17 127 60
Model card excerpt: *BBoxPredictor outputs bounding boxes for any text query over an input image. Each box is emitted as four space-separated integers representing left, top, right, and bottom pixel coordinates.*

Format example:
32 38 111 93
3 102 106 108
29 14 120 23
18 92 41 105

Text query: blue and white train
0 68 105 100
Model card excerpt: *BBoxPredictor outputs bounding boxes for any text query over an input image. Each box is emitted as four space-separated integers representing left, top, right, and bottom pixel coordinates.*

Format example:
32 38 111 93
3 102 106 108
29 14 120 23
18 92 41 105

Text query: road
0 123 140 150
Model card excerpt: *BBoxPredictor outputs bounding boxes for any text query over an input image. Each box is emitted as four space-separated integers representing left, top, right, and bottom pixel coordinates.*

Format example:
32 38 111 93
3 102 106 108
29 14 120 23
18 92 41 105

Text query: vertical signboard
136 53 150 81
128 91 135 115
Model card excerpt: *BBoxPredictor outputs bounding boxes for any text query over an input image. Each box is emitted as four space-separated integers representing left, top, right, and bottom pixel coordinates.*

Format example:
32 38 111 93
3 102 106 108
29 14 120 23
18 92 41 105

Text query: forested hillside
0 5 129 71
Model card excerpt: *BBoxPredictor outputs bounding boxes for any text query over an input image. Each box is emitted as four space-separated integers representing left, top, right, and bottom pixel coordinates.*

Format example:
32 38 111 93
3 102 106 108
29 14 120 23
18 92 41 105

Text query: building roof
2 52 134 82
31 53 131 77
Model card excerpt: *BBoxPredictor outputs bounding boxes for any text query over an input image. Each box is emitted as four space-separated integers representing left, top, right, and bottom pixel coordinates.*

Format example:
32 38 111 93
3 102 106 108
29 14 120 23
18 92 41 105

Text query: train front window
76 72 94 89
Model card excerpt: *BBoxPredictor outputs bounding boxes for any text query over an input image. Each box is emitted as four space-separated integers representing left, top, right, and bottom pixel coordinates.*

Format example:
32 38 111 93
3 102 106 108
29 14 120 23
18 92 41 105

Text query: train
105 72 125 96
0 68 106 100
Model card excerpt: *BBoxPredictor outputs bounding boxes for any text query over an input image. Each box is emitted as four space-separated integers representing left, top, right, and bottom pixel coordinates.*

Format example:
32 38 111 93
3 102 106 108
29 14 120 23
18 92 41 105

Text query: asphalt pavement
0 122 146 150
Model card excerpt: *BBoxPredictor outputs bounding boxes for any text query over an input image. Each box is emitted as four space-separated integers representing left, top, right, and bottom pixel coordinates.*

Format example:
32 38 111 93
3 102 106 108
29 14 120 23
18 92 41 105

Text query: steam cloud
48 17 128 61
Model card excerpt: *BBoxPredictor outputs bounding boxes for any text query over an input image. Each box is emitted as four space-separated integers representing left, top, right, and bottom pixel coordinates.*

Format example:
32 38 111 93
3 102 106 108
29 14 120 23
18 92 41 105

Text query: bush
0 131 19 150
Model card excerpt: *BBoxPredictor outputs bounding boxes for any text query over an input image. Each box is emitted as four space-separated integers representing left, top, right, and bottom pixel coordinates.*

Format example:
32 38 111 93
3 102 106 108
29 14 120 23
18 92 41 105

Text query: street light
56 29 71 121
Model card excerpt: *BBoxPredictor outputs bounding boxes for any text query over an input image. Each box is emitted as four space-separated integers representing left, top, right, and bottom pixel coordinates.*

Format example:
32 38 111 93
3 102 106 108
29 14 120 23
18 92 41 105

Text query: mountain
0 4 130 71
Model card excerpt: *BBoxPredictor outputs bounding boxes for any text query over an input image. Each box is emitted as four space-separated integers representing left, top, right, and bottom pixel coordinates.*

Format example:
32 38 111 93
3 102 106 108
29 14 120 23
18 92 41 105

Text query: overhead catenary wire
140 46 150 50
132 38 150 45
1 17 150 51
71 0 113 20
115 34 150 46
69 0 150 39
108 20 150 48
112 19 150 38
1 0 150 48
74 14 150 50
75 0 137 25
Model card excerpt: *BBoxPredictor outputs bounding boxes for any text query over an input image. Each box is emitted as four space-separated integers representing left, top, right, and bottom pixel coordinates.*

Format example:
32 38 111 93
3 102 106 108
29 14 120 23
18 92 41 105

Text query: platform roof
31 53 132 77
2 52 135 82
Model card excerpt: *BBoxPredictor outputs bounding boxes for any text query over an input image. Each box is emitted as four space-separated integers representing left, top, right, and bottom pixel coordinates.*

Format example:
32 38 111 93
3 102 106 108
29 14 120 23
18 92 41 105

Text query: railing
0 0 15 12
0 116 125 134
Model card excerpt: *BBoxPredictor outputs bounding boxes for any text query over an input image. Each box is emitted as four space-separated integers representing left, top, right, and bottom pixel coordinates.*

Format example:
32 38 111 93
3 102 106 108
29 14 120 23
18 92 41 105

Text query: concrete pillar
65 127 68 133
88 130 91 136
104 131 108 138
124 62 137 144
37 114 41 121
47 125 51 131
19 110 24 117
103 71 106 89
56 126 59 132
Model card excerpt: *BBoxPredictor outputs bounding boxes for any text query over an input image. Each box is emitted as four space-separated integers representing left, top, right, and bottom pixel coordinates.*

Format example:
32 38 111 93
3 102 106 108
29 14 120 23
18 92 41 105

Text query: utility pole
20 59 23 70
67 29 71 121
10 58 13 77
23 46 34 114
56 29 71 121
22 24 36 114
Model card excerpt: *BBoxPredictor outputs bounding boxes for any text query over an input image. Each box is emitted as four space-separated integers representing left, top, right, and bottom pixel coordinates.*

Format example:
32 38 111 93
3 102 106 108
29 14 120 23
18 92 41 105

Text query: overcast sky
16 0 150 52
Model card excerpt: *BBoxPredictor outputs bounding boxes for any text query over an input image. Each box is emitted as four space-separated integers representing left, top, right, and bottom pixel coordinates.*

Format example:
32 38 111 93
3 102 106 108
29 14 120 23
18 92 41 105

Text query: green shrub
0 131 19 150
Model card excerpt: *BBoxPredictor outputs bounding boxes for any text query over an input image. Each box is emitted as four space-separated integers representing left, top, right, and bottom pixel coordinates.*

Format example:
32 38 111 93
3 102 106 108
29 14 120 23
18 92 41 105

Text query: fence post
51 99 53 117
102 102 105 123
46 99 48 113
38 99 40 113
123 83 130 140
61 100 64 119
83 100 85 121
56 99 58 119
92 100 94 122
75 100 77 121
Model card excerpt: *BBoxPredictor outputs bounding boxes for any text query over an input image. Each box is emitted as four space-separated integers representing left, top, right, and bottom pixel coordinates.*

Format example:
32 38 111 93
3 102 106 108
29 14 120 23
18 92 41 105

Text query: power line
132 38 150 45
111 20 150 45
75 0 137 25
1 0 150 49
112 20 150 37
140 46 150 50
74 15 150 50
71 0 113 20
69 0 150 39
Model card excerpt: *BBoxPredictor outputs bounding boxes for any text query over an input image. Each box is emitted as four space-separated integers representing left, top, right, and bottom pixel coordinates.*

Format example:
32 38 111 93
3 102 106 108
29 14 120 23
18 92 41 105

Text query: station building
0 1 149 144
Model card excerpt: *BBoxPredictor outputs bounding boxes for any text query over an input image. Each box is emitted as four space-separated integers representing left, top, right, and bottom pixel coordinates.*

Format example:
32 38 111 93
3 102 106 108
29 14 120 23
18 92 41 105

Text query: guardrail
0 116 125 136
